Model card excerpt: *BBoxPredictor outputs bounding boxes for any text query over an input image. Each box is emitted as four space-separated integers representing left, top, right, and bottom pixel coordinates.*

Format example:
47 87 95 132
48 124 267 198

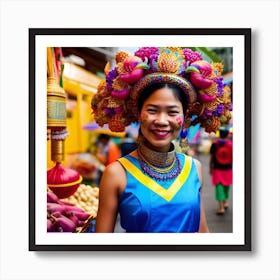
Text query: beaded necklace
137 142 182 181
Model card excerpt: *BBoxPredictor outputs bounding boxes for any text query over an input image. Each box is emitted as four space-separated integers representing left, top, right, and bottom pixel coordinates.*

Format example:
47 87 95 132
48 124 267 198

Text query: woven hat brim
131 73 197 104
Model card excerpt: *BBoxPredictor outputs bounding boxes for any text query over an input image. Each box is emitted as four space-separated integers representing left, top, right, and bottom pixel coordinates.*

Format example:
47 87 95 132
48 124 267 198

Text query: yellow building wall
64 93 92 154
47 62 101 169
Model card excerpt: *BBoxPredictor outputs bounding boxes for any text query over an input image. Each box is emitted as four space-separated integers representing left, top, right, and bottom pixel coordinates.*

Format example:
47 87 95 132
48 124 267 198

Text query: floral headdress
91 47 232 133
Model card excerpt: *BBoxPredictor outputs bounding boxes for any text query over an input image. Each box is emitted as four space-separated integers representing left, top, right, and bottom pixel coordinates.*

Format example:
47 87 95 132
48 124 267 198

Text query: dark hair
137 83 188 115
98 134 110 141
219 128 229 138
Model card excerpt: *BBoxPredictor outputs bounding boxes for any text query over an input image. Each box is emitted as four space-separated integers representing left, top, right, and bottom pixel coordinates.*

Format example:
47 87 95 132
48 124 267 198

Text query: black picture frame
29 28 251 251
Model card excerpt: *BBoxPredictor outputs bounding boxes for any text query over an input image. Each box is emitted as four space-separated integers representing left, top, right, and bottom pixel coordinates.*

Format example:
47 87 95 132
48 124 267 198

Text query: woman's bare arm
94 161 125 232
194 159 210 233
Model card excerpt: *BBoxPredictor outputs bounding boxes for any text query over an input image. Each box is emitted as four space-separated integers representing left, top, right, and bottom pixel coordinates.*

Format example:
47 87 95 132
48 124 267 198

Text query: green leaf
185 47 222 63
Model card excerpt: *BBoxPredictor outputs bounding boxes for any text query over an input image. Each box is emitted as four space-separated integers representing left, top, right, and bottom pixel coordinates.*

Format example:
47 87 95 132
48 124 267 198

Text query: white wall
1 1 279 279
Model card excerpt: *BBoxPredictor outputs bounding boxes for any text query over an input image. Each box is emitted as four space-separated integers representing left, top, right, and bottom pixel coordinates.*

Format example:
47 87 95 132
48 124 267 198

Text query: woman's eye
169 111 179 116
147 109 157 114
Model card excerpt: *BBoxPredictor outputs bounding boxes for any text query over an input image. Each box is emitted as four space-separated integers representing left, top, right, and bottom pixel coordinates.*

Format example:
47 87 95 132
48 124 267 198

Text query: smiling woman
92 46 232 233
138 85 185 152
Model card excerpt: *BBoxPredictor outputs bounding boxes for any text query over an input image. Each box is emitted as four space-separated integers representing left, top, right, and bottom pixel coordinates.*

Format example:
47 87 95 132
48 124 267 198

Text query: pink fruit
198 92 217 103
47 219 54 232
64 205 85 213
47 203 66 215
53 217 76 232
111 89 130 99
190 72 213 89
120 68 144 84
58 200 75 206
66 213 79 226
77 220 86 227
47 192 59 203
66 210 90 221
189 60 214 89
50 211 63 218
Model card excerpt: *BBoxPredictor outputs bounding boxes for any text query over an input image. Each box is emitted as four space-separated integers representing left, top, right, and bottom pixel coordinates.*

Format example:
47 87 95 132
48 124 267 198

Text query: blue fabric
118 153 201 233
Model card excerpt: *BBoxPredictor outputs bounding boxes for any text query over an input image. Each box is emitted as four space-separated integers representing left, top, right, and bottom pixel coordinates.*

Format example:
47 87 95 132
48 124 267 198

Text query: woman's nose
154 113 169 125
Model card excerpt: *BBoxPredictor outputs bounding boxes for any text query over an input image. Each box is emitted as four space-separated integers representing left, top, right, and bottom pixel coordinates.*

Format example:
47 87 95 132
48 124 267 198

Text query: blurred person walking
209 127 233 215
94 134 121 184
120 132 138 156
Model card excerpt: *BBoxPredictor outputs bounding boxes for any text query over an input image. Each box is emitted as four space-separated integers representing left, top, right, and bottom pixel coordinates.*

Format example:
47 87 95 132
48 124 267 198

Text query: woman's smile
151 129 170 139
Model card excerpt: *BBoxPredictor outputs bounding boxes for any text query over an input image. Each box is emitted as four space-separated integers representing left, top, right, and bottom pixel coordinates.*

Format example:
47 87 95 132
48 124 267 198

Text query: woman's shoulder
193 157 202 170
176 152 202 171
101 159 127 194
104 159 126 177
104 153 139 178
176 151 198 162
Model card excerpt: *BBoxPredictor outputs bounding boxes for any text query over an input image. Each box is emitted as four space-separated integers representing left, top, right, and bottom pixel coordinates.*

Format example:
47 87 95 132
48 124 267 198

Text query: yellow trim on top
118 155 192 202
47 176 83 187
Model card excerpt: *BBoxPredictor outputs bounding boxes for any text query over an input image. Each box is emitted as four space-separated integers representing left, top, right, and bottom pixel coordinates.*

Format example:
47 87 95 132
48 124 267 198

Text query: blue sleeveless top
117 153 201 233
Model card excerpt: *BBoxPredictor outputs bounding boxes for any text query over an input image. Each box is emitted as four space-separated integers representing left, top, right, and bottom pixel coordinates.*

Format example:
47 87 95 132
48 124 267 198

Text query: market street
196 152 233 233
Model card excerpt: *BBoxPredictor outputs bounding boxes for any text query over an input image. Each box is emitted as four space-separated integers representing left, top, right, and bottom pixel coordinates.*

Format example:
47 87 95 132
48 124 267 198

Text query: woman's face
139 87 184 152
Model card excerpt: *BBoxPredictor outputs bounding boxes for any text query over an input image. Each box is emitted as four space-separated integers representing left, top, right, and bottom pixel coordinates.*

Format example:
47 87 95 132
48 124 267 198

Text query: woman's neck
137 140 175 167
136 139 181 181
141 137 172 153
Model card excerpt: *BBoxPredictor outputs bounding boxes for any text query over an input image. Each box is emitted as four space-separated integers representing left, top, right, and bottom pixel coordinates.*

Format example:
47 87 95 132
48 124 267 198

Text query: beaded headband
131 73 197 105
91 47 232 133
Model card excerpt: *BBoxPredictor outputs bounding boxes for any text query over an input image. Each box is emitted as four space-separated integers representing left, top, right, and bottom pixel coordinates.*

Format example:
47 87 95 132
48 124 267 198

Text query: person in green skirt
210 127 233 215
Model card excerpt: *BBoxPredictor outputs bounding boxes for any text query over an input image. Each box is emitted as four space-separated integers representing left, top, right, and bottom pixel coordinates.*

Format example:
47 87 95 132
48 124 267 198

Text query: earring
179 128 189 154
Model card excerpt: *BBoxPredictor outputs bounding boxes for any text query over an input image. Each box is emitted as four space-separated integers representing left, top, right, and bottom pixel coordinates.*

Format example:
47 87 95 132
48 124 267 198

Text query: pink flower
134 47 159 60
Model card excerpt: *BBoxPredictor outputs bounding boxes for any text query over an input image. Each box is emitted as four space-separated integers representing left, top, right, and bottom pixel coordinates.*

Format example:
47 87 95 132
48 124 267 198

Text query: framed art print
29 28 251 251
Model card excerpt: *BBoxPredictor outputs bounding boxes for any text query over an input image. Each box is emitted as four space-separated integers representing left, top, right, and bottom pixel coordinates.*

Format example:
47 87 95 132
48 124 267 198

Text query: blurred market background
46 46 233 233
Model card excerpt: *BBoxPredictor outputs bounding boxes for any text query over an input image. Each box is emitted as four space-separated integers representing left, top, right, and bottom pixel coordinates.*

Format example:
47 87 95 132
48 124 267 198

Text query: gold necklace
137 147 176 174
137 142 181 180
